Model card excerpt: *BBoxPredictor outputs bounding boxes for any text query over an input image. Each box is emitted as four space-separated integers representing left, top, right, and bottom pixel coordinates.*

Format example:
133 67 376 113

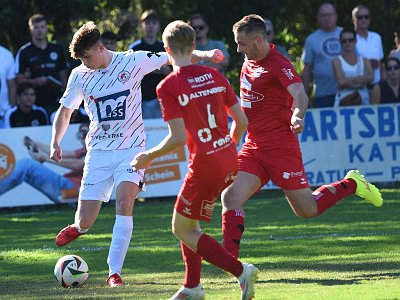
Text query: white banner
0 104 399 208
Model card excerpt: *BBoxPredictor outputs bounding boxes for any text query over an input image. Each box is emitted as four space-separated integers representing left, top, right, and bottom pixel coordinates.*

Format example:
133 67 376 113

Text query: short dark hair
386 57 400 68
339 29 356 40
17 82 36 95
141 9 160 23
28 14 47 27
69 21 101 59
233 14 267 37
187 13 208 27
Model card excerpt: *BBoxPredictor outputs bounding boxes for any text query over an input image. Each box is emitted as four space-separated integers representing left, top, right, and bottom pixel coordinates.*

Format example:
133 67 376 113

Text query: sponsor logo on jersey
281 68 295 80
92 132 124 141
213 134 232 149
0 144 15 180
187 73 215 88
177 86 226 106
118 70 131 83
240 74 264 104
93 90 129 122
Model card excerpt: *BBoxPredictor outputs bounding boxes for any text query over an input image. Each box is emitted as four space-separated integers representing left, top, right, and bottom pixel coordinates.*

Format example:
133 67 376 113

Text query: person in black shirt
15 14 68 115
4 82 49 128
371 57 400 104
129 9 171 118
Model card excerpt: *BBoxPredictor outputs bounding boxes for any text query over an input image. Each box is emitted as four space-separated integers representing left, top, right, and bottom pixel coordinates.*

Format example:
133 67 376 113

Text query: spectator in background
188 13 230 74
102 31 118 51
0 45 16 128
371 57 400 104
4 82 49 128
15 14 68 116
264 18 290 59
352 4 384 87
332 29 373 107
302 2 342 107
0 124 87 203
129 9 171 119
389 30 400 61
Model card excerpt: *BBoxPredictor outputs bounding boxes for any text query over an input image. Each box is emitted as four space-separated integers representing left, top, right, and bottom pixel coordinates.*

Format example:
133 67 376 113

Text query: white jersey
60 50 168 150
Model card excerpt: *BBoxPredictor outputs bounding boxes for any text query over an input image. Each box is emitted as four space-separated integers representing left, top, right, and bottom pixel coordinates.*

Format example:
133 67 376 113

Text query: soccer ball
54 255 89 288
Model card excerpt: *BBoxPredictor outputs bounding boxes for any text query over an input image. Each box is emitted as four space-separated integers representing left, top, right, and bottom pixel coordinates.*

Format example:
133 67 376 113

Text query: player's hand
290 115 304 134
50 144 62 163
209 49 224 63
131 152 152 170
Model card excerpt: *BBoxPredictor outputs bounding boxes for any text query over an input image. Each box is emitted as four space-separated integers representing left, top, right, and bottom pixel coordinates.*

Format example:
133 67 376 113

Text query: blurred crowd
0 3 399 129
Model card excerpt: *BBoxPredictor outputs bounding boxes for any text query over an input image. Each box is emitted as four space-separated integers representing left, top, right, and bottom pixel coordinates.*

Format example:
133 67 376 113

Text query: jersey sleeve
131 50 168 78
59 68 84 109
274 58 303 89
156 77 183 121
15 48 28 74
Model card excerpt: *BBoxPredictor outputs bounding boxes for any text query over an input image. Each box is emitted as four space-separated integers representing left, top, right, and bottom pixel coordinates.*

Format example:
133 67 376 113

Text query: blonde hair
162 20 195 56
69 21 101 59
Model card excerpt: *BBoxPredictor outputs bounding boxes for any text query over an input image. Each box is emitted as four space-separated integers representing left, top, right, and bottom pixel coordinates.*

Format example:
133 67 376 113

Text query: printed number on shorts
198 103 216 143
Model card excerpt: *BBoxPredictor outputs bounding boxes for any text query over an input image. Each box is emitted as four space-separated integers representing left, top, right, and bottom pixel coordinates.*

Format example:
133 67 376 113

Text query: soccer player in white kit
50 21 224 287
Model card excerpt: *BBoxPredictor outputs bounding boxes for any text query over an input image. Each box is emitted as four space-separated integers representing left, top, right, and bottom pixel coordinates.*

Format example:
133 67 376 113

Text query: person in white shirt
352 4 384 86
50 21 224 288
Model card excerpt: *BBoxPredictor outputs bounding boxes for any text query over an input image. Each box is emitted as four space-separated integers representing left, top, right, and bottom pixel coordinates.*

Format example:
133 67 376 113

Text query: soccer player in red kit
221 14 383 259
131 20 259 300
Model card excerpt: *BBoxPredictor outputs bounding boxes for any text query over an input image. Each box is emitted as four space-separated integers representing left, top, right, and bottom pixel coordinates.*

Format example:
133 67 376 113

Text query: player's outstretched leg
55 224 86 246
169 284 205 300
344 170 383 207
237 263 259 300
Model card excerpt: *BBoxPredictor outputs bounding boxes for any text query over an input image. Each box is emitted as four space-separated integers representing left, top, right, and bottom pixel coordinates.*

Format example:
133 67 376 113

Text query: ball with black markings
54 255 89 288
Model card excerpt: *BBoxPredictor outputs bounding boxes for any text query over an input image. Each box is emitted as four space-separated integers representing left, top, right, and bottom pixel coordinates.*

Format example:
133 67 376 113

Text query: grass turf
0 188 399 299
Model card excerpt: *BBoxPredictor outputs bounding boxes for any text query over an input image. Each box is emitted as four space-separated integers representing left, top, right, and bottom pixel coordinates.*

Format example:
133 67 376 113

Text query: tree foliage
1 0 399 91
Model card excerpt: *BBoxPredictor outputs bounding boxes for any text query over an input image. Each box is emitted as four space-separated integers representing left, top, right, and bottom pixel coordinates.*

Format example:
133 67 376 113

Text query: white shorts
79 147 146 202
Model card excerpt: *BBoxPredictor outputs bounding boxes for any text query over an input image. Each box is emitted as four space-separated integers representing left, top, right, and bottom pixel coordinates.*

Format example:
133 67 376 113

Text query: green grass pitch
0 189 399 299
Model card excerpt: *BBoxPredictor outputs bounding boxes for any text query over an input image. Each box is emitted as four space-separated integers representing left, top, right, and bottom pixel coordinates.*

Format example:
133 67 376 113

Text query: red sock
222 209 245 259
313 179 356 215
196 234 243 277
180 241 202 288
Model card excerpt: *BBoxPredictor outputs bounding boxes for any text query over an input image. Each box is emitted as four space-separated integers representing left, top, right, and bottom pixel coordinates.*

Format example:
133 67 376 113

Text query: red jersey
240 44 303 144
157 65 238 175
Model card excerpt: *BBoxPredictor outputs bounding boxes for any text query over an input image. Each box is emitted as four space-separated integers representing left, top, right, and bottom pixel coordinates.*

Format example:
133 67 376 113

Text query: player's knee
295 208 318 219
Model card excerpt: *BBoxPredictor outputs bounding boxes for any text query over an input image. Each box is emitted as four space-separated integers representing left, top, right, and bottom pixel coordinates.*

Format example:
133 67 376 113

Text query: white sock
74 223 89 234
107 215 133 276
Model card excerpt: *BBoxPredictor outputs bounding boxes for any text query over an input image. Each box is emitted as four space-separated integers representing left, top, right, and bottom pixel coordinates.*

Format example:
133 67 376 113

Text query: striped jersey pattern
60 50 168 150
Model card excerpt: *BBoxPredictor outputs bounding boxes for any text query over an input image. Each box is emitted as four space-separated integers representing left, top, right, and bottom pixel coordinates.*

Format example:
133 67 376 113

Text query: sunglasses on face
340 38 355 44
356 15 370 21
386 65 400 71
265 31 273 35
192 25 205 31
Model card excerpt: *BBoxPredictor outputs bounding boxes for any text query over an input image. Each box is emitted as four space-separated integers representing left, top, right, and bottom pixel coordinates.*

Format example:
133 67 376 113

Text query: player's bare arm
131 118 187 170
287 82 308 134
50 105 74 163
227 103 248 144
191 49 224 63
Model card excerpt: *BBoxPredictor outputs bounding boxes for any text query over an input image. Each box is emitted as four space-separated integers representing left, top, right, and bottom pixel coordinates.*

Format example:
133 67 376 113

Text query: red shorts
175 167 237 222
238 140 309 190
